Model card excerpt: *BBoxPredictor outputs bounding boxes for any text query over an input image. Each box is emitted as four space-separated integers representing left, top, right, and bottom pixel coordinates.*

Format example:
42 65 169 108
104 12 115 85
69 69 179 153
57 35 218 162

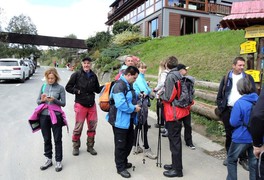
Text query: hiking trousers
167 120 183 171
72 103 98 141
112 122 134 172
39 114 63 162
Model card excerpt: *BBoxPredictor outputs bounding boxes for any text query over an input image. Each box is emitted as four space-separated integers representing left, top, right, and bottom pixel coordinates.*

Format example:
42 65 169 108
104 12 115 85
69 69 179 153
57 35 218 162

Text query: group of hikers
28 55 264 179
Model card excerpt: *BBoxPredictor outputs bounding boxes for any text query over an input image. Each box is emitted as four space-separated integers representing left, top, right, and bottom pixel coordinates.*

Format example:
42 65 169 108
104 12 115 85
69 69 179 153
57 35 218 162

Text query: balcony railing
208 3 231 15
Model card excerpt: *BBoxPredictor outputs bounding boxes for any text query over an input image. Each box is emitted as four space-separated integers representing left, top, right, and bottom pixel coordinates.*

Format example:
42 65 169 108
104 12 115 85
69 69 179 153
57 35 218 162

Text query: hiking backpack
174 76 195 108
99 81 116 112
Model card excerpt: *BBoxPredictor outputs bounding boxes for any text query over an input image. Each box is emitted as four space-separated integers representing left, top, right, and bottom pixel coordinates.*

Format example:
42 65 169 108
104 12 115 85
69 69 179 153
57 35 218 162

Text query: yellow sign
240 41 257 54
245 25 264 38
245 69 261 82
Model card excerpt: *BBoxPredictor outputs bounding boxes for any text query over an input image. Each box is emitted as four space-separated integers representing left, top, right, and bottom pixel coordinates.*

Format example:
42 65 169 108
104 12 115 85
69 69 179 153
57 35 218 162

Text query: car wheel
20 73 25 83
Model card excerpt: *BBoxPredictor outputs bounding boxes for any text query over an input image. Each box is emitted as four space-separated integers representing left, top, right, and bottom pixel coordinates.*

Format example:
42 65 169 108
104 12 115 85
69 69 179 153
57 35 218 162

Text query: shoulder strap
41 83 47 94
222 71 230 96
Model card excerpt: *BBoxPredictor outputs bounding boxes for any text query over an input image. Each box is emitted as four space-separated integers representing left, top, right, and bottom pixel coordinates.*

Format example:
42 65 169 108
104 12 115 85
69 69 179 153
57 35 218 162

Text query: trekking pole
140 95 146 164
156 99 162 167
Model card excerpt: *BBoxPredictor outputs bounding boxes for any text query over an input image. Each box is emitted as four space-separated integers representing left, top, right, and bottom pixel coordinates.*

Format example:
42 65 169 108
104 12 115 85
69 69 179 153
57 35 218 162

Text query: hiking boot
55 161 63 172
87 137 97 155
133 146 143 154
40 157 52 170
87 146 97 155
144 148 157 159
72 148 79 156
117 169 131 178
72 140 80 156
163 170 183 177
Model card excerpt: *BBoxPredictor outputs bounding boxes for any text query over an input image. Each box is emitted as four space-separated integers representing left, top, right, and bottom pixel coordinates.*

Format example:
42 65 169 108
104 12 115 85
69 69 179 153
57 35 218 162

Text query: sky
0 0 113 40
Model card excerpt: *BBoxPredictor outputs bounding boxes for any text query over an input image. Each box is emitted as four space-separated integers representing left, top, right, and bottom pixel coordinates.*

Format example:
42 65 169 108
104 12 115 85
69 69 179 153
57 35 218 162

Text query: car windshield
0 61 18 66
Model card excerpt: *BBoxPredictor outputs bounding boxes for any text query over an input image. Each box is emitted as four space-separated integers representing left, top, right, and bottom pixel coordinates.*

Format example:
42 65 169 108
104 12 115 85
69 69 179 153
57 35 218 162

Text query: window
149 18 159 38
155 0 162 11
146 0 154 8
146 5 154 16
138 11 145 21
180 16 198 35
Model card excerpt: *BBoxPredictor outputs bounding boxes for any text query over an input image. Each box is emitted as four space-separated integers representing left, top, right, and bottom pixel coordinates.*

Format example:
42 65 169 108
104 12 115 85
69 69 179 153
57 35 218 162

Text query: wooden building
105 0 238 37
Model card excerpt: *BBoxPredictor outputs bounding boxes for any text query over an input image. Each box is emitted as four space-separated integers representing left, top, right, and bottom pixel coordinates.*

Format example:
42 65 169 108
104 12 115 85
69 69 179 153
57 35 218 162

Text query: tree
86 31 112 52
112 21 140 35
6 14 37 34
5 14 40 58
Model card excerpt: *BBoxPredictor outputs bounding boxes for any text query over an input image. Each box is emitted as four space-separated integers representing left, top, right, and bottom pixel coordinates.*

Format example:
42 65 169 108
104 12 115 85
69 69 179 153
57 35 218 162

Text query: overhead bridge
0 32 87 49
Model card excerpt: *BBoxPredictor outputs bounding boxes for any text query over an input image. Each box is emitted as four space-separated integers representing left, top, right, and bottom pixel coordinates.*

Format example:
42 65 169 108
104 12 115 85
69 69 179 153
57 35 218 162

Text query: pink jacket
29 103 68 133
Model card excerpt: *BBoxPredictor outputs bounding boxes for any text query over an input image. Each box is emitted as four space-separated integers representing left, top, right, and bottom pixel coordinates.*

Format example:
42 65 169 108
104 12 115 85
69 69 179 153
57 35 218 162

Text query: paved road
0 67 249 180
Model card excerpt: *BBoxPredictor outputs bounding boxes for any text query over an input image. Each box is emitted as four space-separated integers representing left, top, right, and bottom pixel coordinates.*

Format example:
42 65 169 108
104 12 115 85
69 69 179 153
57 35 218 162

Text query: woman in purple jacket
37 67 66 172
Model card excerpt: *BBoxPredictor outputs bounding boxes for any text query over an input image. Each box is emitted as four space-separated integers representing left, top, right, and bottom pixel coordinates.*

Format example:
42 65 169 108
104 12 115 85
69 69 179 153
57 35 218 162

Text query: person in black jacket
216 56 256 168
250 86 264 179
65 57 101 156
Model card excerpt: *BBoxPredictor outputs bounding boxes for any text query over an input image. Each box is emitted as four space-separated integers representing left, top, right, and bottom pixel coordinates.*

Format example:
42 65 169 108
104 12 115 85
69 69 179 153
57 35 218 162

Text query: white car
0 58 30 83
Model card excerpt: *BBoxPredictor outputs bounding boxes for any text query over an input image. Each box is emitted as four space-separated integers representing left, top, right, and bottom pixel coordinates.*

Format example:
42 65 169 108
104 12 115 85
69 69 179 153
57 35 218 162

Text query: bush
113 31 143 46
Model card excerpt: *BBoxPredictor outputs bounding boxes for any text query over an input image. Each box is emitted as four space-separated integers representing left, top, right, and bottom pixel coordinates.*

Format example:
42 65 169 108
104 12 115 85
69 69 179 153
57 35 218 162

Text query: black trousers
221 108 233 154
39 114 63 162
167 120 183 172
112 123 134 172
156 99 165 126
182 114 193 146
133 120 149 149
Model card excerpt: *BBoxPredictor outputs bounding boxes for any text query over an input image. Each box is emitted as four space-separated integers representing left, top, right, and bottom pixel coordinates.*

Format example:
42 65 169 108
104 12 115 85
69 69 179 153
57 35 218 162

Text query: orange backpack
99 81 115 112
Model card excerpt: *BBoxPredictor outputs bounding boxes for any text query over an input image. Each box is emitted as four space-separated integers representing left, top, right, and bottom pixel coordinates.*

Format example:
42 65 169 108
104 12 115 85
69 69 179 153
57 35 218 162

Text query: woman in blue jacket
227 77 258 180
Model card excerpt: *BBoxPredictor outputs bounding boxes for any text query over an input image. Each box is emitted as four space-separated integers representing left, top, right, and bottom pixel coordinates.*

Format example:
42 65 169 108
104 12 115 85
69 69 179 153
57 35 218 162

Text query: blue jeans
227 142 257 180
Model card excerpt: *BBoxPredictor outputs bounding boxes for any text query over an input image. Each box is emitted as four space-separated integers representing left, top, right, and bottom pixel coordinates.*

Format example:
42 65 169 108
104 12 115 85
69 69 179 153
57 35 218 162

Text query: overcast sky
0 0 113 39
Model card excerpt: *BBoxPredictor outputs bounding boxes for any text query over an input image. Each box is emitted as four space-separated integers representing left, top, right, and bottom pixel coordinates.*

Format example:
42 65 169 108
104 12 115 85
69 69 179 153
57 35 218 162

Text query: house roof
220 0 264 29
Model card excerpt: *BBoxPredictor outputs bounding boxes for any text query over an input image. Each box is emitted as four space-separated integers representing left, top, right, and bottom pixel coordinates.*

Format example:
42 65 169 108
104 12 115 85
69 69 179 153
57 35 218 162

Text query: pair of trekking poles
135 92 146 164
134 93 162 167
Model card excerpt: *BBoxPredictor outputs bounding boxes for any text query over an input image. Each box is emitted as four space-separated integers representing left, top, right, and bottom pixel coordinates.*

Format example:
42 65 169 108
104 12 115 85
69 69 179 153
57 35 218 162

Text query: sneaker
187 144 196 150
133 146 143 154
160 128 166 133
162 129 168 137
239 159 249 171
144 148 157 159
40 158 52 170
55 161 63 172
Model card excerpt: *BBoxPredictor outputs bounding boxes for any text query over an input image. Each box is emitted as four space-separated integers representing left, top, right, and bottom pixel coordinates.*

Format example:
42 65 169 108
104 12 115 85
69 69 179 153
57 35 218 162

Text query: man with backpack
177 64 195 149
65 57 101 156
106 66 141 178
216 56 256 169
160 56 192 177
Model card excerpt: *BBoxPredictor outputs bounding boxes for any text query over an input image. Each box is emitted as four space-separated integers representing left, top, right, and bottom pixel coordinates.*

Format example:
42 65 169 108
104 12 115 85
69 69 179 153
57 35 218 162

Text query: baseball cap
82 57 92 62
177 64 189 70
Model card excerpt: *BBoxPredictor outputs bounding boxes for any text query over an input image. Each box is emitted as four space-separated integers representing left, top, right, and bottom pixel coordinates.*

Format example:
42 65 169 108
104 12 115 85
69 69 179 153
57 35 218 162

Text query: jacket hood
168 68 181 79
240 92 258 103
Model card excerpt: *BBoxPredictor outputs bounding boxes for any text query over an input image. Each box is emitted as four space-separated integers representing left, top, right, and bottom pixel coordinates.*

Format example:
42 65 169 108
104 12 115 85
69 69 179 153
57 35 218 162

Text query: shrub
113 31 143 46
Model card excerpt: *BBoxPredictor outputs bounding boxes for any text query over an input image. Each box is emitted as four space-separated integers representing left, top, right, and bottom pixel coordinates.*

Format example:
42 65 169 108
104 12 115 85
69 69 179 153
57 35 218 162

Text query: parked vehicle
24 59 35 76
0 58 30 83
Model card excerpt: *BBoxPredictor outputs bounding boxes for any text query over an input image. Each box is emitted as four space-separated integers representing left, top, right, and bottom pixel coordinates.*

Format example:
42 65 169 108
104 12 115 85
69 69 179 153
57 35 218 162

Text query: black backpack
174 76 195 108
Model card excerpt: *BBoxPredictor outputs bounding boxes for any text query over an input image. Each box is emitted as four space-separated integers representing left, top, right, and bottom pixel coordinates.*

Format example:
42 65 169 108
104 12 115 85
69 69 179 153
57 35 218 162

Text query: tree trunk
195 80 219 91
195 89 217 102
191 101 220 120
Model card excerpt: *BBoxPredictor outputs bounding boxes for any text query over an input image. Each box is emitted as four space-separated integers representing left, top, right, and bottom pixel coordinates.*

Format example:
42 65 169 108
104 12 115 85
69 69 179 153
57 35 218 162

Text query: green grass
129 30 247 82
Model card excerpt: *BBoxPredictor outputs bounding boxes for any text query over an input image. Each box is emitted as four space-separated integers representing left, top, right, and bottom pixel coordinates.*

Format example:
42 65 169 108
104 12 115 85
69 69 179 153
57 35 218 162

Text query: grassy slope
129 30 246 82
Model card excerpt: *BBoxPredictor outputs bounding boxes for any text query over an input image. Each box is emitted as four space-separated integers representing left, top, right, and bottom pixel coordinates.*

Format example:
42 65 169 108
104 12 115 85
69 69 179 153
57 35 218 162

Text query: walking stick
156 99 162 167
